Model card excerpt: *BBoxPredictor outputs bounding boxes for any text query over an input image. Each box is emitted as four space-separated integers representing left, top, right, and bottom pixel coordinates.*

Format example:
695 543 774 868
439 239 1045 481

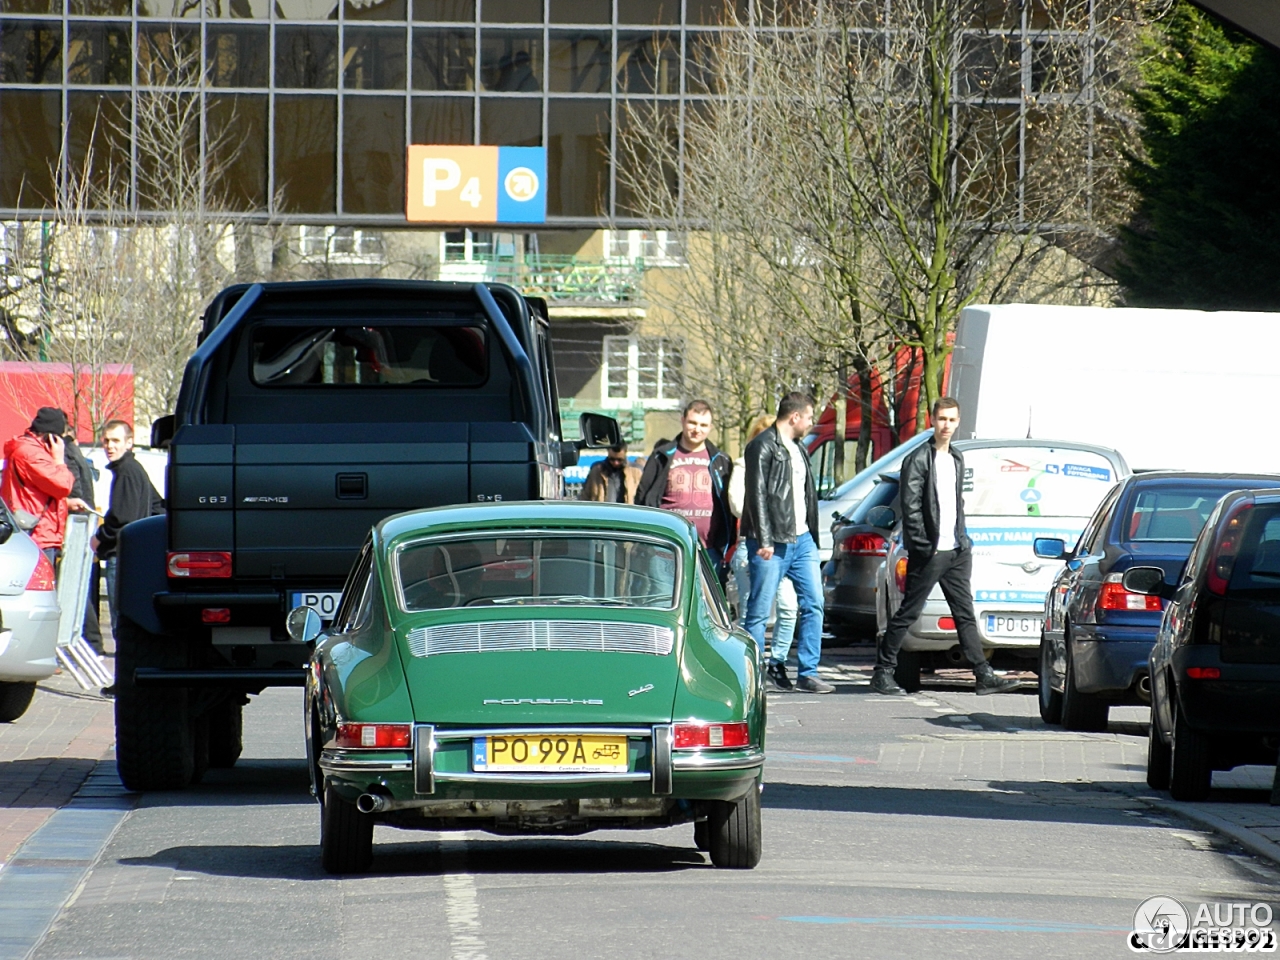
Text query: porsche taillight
672 722 751 749
335 723 412 749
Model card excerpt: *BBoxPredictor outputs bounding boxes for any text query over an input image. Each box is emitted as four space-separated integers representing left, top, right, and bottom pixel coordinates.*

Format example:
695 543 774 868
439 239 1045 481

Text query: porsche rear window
396 535 679 610
250 323 487 387
963 447 1115 519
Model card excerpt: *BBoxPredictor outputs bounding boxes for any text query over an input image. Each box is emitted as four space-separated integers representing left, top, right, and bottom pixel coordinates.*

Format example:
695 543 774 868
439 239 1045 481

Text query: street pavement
3 648 1280 960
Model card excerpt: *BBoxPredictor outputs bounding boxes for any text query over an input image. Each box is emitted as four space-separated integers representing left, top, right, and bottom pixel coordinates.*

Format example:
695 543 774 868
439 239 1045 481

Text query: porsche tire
1060 634 1108 732
1147 711 1172 791
707 783 761 869
208 699 244 769
1038 635 1062 725
893 649 922 693
321 782 374 874
114 617 195 791
0 680 36 722
1169 698 1212 802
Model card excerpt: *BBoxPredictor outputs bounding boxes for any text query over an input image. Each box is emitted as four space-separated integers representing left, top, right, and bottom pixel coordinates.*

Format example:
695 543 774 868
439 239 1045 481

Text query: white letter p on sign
422 158 461 206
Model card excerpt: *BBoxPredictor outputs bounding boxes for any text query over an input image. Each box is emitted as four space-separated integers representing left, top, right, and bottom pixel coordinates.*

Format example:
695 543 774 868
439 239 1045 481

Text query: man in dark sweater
93 420 163 634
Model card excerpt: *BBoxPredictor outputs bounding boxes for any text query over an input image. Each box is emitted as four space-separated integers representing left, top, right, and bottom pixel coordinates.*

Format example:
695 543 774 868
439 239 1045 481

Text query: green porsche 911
294 501 766 874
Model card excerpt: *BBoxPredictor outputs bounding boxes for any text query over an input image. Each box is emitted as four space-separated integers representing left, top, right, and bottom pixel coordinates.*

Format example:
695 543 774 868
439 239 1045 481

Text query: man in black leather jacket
872 398 1019 696
741 393 832 694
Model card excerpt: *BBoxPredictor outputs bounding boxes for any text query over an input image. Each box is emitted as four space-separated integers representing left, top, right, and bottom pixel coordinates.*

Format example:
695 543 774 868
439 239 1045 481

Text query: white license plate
985 613 1041 638
290 590 342 621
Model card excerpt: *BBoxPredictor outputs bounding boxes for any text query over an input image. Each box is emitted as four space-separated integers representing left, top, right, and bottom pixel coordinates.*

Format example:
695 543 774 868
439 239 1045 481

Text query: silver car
0 504 63 721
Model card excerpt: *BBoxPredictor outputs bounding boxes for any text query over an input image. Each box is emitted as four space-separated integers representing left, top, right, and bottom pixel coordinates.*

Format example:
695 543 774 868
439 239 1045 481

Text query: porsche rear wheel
321 782 374 874
707 783 762 869
1038 634 1062 725
0 680 36 722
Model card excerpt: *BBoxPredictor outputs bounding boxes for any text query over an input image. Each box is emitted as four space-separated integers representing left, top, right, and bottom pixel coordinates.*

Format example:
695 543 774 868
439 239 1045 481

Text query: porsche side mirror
865 505 897 530
1033 537 1066 560
1122 566 1166 597
286 605 324 643
577 413 622 449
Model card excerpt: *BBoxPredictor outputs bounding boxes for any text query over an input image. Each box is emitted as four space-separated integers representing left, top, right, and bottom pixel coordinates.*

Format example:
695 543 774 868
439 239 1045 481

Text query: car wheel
321 781 374 874
707 783 762 869
1169 697 1212 802
1147 708 1172 791
114 617 195 791
0 680 37 722
1060 631 1108 732
190 710 210 786
894 649 922 693
1038 634 1062 725
208 699 244 769
694 819 710 851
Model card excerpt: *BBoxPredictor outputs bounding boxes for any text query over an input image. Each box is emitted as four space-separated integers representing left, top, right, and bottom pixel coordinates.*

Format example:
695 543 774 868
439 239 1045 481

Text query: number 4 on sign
460 177 482 208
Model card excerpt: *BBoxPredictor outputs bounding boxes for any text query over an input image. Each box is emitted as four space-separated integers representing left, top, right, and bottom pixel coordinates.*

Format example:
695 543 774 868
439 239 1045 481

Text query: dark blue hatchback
1034 472 1280 731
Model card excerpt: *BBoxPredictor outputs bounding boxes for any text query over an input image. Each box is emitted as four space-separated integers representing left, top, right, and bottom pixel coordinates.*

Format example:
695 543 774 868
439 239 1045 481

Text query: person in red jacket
1 407 75 562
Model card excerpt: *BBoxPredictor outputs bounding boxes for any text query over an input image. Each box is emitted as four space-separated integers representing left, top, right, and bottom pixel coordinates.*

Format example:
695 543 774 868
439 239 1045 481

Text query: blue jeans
105 556 118 636
745 532 823 678
731 541 797 660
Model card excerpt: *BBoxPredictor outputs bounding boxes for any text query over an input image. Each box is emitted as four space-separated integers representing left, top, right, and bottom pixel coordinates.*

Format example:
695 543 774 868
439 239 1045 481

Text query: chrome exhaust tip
356 793 389 814
1137 674 1152 702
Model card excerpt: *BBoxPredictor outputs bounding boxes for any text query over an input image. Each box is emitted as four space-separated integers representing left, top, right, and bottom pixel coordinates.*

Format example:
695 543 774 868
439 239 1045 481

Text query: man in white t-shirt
872 397 1020 697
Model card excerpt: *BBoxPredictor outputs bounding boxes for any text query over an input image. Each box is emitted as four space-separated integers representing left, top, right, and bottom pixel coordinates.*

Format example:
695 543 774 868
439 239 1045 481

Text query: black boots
870 667 907 696
974 664 1020 695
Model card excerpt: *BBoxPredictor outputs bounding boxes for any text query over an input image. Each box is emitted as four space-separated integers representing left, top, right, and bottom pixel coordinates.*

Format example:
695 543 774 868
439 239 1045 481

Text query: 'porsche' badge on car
482 697 603 706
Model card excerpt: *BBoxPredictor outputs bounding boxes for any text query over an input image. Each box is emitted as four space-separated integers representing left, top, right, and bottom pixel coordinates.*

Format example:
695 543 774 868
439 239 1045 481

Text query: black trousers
876 548 986 671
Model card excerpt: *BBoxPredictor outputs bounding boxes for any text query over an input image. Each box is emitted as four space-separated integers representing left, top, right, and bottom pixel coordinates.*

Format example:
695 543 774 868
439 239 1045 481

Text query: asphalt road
26 656 1280 960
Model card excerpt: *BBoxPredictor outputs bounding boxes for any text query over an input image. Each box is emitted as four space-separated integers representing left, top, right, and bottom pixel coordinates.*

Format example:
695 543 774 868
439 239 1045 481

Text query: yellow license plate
473 734 628 773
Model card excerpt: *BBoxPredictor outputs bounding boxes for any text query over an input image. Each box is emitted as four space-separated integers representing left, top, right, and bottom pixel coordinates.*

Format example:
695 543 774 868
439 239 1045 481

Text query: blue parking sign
496 147 546 224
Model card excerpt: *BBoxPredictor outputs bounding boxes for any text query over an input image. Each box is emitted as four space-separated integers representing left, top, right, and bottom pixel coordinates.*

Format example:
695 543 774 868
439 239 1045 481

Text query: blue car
1035 471 1280 731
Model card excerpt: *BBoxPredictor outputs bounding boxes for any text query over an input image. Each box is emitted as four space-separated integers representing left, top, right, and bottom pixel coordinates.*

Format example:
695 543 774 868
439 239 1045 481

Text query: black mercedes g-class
113 280 618 791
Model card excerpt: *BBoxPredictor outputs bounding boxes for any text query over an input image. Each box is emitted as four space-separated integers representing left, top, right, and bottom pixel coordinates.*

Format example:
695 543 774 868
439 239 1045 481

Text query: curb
1142 797 1280 867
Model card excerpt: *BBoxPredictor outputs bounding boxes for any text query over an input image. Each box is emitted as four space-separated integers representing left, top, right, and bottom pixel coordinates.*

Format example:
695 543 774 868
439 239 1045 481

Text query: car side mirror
865 505 897 530
1122 566 1166 597
1033 537 1066 560
151 414 175 449
0 520 12 545
286 605 323 643
577 413 622 450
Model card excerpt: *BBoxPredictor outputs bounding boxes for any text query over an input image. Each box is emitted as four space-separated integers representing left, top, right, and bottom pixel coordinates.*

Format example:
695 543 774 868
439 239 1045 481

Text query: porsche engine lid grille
405 621 675 658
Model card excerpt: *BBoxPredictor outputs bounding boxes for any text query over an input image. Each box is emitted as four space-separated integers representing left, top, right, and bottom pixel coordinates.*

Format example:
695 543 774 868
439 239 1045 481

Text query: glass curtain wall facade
0 0 1109 225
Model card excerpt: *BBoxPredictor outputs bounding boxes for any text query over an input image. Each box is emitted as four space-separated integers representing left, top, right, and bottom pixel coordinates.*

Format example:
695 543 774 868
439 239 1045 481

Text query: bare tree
620 0 1142 466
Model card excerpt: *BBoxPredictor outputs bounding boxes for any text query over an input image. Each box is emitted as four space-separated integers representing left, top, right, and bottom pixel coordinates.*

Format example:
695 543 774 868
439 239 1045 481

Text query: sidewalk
0 665 116 868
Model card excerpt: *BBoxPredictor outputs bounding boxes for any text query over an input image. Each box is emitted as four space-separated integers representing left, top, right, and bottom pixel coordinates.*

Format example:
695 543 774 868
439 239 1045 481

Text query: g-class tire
693 819 710 851
321 782 374 874
0 680 37 722
707 783 762 869
208 699 244 769
114 616 195 791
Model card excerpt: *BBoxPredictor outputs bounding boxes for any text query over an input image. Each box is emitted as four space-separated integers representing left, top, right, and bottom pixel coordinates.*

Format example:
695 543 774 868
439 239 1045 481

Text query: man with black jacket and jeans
93 420 163 635
872 398 1019 697
635 399 735 574
741 393 832 694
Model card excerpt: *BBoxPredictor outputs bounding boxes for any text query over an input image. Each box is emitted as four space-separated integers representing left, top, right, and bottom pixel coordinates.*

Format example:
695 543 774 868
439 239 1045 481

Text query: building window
605 229 683 265
297 225 385 262
602 334 682 409
442 229 521 261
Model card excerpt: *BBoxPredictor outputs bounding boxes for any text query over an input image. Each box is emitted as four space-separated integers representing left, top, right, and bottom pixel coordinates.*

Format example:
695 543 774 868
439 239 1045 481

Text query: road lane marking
441 838 488 960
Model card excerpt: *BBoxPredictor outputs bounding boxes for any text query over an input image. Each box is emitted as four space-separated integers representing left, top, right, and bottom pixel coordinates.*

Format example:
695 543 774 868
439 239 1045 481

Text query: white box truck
950 304 1280 472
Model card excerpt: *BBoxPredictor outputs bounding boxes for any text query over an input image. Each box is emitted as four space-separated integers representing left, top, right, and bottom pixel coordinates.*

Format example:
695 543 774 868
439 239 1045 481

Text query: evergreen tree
1117 3 1280 309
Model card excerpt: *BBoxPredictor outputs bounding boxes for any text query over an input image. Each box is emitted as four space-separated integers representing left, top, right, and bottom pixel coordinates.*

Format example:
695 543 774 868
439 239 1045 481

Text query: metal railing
436 255 645 303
